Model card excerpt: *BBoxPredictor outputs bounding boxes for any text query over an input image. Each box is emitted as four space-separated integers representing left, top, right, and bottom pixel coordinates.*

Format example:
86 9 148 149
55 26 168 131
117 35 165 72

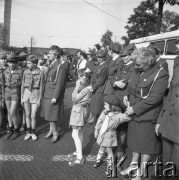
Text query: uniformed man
112 44 136 160
156 37 179 174
3 53 22 140
103 42 122 95
90 49 108 126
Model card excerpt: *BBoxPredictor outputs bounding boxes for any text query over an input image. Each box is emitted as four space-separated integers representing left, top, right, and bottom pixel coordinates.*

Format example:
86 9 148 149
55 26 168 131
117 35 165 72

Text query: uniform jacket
103 56 122 95
3 67 22 88
91 62 108 93
127 62 169 123
157 56 179 144
114 61 134 99
95 110 130 147
69 80 92 126
43 60 67 101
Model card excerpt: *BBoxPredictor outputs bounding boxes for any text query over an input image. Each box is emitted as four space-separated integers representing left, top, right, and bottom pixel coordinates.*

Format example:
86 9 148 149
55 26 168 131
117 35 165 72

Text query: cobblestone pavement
0 86 177 180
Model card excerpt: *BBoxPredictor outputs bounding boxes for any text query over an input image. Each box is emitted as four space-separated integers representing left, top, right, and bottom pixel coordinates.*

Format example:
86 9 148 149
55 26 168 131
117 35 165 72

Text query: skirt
127 120 161 155
41 98 64 122
90 92 104 117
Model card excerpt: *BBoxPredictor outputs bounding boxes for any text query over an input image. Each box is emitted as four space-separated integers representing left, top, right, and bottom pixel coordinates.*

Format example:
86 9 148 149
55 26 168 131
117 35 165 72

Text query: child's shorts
5 87 20 101
22 88 40 104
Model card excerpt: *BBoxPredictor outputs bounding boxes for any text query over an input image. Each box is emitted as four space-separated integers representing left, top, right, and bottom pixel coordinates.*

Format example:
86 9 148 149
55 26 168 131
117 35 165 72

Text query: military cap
18 52 28 61
147 44 162 54
96 49 107 58
26 55 38 64
103 95 122 107
121 44 136 57
109 43 121 54
175 37 179 44
0 51 7 59
6 53 18 62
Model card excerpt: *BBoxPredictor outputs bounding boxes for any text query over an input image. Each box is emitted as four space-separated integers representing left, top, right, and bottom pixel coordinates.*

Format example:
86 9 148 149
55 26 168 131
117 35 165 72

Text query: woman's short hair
131 47 157 67
49 45 64 58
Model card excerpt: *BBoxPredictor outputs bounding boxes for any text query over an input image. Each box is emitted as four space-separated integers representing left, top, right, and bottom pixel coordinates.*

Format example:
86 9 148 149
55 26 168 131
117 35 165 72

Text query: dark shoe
120 162 138 178
93 159 103 168
4 131 13 140
52 135 59 143
69 158 85 166
44 132 52 139
10 132 20 140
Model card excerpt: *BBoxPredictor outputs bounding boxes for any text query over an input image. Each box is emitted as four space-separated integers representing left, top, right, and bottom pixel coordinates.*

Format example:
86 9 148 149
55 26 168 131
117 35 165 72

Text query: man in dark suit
156 37 179 174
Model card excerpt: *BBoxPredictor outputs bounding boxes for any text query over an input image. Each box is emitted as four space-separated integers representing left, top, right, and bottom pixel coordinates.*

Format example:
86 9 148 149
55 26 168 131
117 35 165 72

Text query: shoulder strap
50 63 61 85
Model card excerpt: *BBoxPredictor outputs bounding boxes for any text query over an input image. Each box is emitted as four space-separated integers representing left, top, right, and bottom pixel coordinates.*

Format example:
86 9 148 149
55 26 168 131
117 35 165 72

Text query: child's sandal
67 152 77 158
68 158 85 166
93 159 103 168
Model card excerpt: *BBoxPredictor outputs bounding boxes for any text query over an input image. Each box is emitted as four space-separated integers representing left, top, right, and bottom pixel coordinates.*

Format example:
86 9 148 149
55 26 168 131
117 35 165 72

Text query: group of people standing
68 39 179 180
0 38 179 179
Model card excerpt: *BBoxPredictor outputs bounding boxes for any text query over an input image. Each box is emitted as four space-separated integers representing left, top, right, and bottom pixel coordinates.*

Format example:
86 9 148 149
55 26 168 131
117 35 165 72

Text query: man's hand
114 80 126 89
123 96 129 107
51 98 57 104
155 124 160 136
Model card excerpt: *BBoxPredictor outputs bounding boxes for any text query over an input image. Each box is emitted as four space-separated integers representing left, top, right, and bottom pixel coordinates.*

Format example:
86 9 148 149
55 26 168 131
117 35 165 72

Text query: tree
123 0 158 44
150 0 179 34
0 23 8 48
161 10 179 32
101 30 113 47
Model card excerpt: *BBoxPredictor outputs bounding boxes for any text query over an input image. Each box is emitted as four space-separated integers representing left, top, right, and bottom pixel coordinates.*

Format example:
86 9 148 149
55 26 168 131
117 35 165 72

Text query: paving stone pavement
0 86 177 180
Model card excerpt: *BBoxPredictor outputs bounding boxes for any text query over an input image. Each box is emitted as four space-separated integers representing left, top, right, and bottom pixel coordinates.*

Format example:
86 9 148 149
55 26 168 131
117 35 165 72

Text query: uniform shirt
76 58 87 71
3 67 22 87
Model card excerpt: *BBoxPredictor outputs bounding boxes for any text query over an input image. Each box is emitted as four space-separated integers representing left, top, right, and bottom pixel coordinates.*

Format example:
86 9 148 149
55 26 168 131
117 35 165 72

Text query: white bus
130 29 179 82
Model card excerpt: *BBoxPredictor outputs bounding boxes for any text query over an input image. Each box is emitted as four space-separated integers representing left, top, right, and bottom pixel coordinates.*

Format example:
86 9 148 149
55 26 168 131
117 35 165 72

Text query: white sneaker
31 133 37 141
24 133 31 141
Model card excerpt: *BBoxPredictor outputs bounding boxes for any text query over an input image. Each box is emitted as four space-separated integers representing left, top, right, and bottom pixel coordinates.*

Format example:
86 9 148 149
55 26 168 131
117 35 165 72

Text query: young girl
21 55 44 141
68 70 92 166
94 95 131 168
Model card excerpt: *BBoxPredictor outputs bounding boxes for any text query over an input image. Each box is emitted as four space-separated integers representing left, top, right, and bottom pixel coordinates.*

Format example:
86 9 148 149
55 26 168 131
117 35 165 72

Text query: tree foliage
122 0 157 45
161 10 179 32
101 30 113 47
150 0 179 33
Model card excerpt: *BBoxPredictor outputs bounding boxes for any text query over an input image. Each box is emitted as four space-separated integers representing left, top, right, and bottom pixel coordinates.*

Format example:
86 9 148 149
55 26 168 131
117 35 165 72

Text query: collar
108 112 115 117
100 61 105 65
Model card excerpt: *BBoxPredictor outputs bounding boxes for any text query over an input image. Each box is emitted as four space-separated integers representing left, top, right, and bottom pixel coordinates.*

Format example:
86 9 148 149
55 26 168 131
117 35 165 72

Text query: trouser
162 137 179 175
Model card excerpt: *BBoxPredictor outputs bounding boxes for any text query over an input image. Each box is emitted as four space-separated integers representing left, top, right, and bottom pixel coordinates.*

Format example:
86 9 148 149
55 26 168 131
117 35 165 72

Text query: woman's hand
126 106 134 116
51 98 57 104
37 100 41 108
155 124 160 136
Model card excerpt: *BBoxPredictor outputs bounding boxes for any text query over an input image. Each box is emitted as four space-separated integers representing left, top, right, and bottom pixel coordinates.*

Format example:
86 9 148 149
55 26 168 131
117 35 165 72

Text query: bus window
166 39 177 55
151 40 165 54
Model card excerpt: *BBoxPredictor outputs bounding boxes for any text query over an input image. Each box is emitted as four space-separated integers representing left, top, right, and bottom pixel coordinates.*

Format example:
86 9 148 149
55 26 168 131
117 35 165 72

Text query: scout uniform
127 61 169 155
21 55 44 104
3 54 22 101
0 52 5 108
90 50 108 120
104 43 123 95
41 58 67 122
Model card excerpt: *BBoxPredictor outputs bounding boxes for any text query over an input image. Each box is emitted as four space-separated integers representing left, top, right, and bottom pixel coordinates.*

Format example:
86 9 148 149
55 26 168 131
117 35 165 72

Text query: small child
68 70 92 166
93 94 131 168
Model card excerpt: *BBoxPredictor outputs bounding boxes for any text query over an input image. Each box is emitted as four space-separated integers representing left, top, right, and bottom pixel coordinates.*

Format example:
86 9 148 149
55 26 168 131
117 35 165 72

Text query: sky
5 0 179 51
